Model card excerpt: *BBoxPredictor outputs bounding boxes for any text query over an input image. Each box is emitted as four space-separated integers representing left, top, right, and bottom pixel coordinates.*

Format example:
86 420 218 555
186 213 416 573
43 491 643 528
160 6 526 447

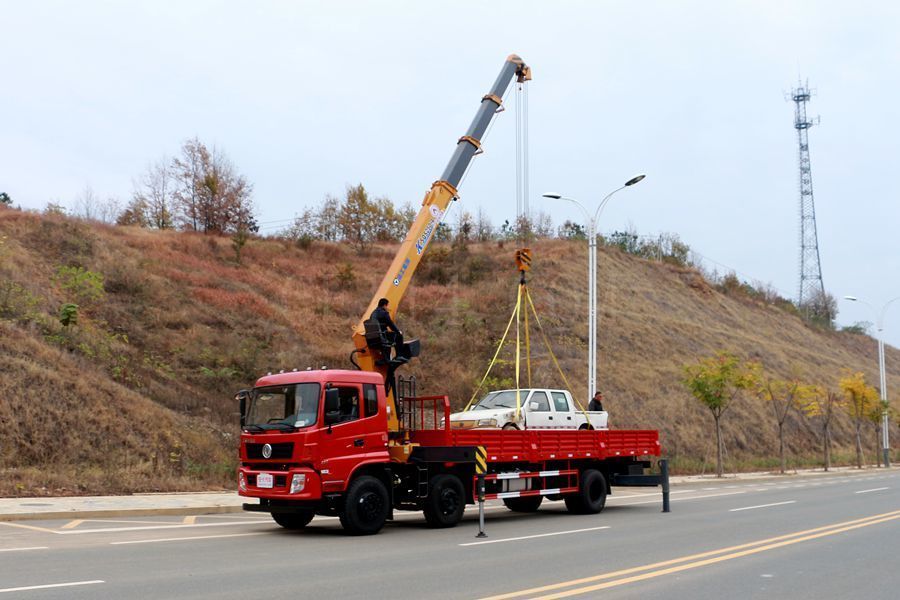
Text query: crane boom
352 54 531 433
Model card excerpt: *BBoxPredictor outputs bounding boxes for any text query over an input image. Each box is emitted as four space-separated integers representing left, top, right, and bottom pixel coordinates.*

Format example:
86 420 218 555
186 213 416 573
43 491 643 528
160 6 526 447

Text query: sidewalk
0 491 243 522
0 465 893 522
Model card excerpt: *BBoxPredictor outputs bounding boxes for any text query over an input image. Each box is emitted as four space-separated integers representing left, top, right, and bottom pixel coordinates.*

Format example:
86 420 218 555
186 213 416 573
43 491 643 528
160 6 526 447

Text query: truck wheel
503 495 543 512
423 474 465 528
272 510 315 530
502 423 519 430
564 469 607 514
339 476 389 535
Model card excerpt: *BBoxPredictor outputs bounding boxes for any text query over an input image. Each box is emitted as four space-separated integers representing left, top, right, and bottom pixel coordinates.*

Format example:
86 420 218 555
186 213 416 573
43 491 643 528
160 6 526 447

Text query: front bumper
238 466 322 501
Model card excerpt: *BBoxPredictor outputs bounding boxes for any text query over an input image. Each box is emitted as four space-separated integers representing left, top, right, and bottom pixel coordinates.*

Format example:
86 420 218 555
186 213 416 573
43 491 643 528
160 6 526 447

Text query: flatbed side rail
400 395 451 433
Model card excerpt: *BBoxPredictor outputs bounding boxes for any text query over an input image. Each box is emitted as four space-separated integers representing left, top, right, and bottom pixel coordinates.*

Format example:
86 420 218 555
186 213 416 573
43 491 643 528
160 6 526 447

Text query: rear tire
564 469 607 514
503 495 543 512
339 476 389 535
423 474 465 528
272 510 315 530
578 424 594 430
502 423 519 430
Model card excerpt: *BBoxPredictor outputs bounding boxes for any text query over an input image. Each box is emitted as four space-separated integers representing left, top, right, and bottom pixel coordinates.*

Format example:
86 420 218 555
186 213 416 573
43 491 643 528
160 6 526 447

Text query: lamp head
625 174 646 187
542 192 562 200
844 296 858 302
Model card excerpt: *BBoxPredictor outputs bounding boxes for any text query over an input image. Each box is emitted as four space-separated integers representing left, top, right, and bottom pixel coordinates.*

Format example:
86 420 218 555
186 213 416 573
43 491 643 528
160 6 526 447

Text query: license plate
257 473 274 488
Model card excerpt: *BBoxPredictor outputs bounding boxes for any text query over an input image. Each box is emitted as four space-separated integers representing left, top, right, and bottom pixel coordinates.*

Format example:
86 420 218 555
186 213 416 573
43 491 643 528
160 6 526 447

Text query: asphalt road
1 470 898 599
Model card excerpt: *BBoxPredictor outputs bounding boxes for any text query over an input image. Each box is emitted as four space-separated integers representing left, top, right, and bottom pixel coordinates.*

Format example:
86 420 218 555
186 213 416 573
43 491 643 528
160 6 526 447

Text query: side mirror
324 388 341 426
235 389 251 427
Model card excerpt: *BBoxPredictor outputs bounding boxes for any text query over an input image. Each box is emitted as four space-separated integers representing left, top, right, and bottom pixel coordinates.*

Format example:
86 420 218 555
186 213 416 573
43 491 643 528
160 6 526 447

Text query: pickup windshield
245 383 321 430
472 390 531 410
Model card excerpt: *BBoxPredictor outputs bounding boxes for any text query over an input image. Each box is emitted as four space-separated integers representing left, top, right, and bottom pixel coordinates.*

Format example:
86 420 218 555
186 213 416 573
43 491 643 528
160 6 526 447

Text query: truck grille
245 442 294 459
247 474 288 488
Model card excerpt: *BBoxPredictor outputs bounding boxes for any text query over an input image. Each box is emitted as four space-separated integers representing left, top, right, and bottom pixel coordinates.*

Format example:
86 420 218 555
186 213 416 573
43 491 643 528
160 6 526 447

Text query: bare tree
132 158 174 229
74 185 100 221
475 206 493 242
171 138 255 234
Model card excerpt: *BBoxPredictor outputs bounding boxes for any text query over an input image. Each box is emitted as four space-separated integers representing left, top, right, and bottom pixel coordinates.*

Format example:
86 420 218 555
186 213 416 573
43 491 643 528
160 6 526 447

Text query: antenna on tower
788 79 826 316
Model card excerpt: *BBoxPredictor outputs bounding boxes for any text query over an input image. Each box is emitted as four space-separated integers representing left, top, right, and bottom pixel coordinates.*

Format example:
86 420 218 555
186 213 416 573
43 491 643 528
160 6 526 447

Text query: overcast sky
3 1 899 348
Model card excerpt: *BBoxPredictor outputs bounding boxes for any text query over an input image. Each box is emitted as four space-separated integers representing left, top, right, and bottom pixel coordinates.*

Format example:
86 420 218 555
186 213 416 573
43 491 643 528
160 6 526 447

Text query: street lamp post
844 295 900 467
543 174 645 400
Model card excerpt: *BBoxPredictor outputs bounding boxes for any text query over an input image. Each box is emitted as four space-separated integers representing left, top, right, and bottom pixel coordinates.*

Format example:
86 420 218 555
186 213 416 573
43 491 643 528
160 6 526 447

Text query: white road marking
0 547 48 553
0 580 104 594
459 526 610 546
730 500 797 512
111 532 268 545
58 521 265 535
613 491 746 507
855 487 889 494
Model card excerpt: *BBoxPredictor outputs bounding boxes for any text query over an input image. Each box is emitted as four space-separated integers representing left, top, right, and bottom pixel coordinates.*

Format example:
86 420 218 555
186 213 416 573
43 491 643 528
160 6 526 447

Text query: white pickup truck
448 388 608 431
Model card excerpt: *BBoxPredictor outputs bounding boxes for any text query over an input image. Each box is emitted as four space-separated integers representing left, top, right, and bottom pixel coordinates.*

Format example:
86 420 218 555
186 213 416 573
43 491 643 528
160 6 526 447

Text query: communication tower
790 80 825 307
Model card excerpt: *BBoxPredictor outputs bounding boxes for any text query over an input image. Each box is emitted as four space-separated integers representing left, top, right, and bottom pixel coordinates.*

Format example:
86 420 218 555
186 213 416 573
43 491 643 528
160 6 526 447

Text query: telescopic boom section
353 54 531 433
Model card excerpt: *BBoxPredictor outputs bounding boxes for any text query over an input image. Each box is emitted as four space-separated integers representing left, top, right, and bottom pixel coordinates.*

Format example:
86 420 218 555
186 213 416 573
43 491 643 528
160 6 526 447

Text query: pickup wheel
502 423 519 430
564 469 607 514
272 510 315 530
578 424 594 430
339 476 389 535
423 474 465 528
503 495 543 512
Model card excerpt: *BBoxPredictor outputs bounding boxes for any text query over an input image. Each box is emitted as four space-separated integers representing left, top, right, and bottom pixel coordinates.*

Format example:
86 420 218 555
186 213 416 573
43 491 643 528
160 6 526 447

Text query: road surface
1 469 898 599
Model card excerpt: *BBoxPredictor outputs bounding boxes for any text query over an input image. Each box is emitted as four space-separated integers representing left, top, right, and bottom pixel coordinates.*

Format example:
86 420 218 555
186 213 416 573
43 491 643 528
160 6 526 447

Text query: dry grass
0 207 898 495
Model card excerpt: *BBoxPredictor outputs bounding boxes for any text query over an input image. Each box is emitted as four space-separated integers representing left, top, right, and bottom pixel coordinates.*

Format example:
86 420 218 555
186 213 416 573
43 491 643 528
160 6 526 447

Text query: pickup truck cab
449 388 608 430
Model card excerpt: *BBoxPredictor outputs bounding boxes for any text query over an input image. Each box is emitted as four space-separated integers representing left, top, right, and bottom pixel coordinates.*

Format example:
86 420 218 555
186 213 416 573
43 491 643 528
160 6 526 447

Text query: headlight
290 473 307 494
477 418 497 427
238 472 247 492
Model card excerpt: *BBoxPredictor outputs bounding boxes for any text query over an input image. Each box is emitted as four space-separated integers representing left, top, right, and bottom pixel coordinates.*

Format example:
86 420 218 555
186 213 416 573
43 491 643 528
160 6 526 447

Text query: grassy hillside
1 206 897 495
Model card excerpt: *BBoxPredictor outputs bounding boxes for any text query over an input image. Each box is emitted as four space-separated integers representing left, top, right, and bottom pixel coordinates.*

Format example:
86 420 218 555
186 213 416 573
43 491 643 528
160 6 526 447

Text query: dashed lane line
460 526 610 547
0 580 104 594
110 532 268 545
0 547 48 553
855 487 889 494
729 500 797 512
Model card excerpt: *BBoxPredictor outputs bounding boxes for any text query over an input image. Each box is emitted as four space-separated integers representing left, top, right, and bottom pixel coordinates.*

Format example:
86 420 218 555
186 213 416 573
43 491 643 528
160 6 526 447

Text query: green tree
59 303 79 327
54 266 105 305
839 371 879 469
682 351 757 477
0 192 11 206
799 385 841 471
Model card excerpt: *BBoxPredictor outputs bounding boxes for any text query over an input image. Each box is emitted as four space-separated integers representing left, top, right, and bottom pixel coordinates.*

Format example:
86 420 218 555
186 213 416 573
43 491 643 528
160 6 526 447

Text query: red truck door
320 383 380 488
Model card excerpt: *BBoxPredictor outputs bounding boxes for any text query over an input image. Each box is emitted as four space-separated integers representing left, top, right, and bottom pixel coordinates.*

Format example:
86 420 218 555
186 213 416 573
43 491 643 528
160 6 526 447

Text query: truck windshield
246 383 321 430
472 390 530 410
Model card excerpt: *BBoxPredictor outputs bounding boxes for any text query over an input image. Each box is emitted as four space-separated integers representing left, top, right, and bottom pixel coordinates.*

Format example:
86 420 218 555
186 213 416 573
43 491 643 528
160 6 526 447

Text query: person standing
588 391 604 412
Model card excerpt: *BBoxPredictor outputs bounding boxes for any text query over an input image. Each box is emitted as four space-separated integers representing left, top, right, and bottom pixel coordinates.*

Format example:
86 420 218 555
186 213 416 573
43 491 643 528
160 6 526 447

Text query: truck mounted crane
237 55 665 535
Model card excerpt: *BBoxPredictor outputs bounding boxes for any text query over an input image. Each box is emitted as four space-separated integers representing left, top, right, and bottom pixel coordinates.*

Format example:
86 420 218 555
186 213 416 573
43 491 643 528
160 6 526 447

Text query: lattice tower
791 80 825 306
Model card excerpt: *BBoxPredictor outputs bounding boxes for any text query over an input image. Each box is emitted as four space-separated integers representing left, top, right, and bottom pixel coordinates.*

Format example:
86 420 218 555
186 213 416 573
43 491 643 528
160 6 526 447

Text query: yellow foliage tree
752 364 810 474
839 371 879 469
682 351 757 477
798 385 841 471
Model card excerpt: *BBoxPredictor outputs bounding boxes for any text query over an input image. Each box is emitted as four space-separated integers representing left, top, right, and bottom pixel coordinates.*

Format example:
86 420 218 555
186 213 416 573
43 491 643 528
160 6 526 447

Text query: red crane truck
237 55 665 535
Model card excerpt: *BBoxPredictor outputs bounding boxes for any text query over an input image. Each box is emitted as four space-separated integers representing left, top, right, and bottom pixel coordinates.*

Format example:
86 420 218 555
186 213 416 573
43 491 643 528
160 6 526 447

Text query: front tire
503 495 543 512
339 476 389 535
564 469 607 514
423 474 465 528
502 423 519 430
272 510 315 530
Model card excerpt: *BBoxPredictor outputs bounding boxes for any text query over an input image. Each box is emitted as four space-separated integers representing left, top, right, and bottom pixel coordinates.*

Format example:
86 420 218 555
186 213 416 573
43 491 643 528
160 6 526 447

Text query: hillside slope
1 207 897 495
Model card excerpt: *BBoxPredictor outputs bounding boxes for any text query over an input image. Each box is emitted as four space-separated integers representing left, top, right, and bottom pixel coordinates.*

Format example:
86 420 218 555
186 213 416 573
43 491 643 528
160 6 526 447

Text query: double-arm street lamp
844 294 900 467
543 174 646 400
